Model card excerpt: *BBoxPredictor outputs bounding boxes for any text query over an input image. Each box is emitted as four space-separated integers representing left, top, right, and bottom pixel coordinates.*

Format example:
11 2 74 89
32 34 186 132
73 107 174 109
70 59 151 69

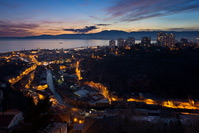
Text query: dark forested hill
85 46 199 99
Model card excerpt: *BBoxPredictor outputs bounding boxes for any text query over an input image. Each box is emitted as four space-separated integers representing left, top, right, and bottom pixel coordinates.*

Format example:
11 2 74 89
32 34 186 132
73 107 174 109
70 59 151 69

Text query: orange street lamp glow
74 118 78 122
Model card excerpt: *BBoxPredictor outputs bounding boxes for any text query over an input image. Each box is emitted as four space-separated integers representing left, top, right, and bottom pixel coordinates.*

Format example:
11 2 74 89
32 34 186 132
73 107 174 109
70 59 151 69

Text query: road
46 69 64 104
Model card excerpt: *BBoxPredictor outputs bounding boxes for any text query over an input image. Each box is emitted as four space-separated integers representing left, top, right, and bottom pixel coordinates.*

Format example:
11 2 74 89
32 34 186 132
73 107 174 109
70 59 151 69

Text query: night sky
0 0 199 37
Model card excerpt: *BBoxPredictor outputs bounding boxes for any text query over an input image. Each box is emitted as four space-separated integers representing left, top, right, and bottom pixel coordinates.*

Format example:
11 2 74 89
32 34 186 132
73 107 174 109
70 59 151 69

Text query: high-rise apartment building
117 38 125 47
109 40 116 49
125 37 135 47
141 36 151 46
157 32 175 48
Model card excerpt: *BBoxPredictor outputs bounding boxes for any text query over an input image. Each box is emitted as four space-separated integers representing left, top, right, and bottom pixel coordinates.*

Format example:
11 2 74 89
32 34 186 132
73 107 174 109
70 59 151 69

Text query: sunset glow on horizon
0 0 199 37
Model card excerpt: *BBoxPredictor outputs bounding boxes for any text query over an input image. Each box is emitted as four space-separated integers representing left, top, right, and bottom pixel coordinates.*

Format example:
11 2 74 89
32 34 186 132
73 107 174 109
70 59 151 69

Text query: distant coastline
0 30 199 41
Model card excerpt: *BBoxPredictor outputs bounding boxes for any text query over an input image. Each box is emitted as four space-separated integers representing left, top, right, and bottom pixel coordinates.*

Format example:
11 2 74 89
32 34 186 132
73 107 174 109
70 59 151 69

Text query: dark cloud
0 21 38 37
138 29 163 31
96 24 111 26
138 27 199 31
106 0 199 22
167 27 199 31
0 21 39 29
63 26 98 33
0 29 33 37
167 28 186 31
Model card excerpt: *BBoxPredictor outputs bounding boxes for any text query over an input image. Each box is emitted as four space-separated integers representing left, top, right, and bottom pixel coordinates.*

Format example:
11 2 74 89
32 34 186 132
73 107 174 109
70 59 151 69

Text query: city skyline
0 0 199 37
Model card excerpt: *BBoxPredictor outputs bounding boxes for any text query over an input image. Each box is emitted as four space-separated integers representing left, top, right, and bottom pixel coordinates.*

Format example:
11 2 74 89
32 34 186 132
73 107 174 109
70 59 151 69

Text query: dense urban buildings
1 0 199 132
1 38 199 132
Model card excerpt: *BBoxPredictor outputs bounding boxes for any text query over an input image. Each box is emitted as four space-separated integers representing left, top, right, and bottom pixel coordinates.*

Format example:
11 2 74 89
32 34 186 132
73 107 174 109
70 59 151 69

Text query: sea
0 39 156 53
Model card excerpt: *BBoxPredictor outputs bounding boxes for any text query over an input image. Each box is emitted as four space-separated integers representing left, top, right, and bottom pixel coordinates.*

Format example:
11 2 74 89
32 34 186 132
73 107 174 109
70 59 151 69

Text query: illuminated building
75 61 83 80
181 38 188 47
157 32 175 48
125 37 135 47
74 118 78 122
109 40 116 49
197 38 199 45
9 64 37 85
141 36 151 47
117 38 124 47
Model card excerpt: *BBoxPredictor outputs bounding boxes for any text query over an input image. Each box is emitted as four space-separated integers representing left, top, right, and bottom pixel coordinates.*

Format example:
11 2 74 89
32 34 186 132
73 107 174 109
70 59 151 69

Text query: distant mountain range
0 30 199 41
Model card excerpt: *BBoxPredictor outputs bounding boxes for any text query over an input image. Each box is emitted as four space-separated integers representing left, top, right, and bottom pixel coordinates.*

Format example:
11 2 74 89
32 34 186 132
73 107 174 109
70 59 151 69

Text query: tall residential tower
125 37 135 47
109 40 116 49
157 32 175 48
141 37 151 47
117 38 125 47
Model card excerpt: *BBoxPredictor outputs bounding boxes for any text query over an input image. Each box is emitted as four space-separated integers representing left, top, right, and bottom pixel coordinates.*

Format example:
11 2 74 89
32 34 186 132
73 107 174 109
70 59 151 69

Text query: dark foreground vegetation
86 46 199 99
84 115 199 133
1 86 52 133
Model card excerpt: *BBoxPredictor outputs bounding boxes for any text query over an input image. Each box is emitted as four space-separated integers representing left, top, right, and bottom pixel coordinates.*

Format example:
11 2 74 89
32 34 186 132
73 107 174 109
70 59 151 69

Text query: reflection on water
0 39 109 53
0 39 154 53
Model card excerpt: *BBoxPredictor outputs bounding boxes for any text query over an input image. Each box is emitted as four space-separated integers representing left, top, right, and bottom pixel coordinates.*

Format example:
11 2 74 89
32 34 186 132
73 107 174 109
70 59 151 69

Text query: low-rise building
0 110 23 133
49 123 68 133
73 123 84 133
74 89 89 98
